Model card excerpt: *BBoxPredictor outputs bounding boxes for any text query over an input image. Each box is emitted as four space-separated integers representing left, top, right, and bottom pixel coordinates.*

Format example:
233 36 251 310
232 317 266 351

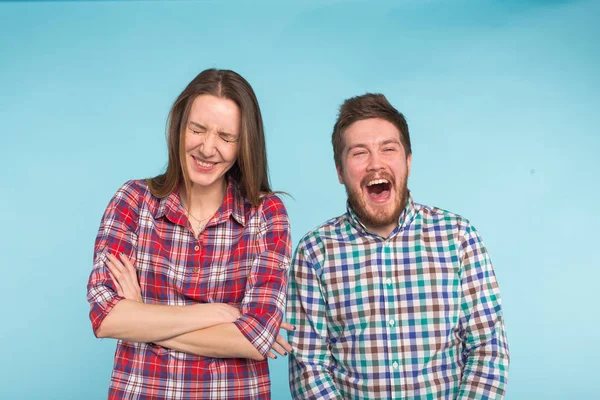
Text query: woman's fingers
106 252 143 302
108 270 124 297
270 339 288 357
106 254 124 283
120 253 138 280
119 253 143 302
280 321 296 332
269 321 296 355
275 334 293 354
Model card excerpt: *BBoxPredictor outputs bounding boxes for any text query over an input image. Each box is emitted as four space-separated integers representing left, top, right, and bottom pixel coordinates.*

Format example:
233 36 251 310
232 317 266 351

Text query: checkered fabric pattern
87 178 291 400
288 193 509 399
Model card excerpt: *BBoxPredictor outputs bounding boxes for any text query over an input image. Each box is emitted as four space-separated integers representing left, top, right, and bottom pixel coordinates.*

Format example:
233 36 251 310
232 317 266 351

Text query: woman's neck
181 179 227 218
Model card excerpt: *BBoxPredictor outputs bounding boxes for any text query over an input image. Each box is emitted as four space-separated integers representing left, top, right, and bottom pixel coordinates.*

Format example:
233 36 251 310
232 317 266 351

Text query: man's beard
345 171 409 230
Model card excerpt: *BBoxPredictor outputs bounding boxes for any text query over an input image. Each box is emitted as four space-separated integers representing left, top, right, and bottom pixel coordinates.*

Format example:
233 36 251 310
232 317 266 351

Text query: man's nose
366 152 384 171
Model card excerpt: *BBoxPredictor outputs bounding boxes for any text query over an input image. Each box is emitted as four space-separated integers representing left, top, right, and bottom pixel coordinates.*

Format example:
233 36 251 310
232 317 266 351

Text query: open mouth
365 178 392 202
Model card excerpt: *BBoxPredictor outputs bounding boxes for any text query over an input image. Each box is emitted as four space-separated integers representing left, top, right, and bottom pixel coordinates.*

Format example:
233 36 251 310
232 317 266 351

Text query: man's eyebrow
380 139 401 146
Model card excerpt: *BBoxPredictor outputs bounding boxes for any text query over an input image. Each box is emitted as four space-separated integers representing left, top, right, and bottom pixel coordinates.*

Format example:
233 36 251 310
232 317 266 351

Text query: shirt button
386 278 392 285
194 245 200 251
393 361 399 369
389 319 395 327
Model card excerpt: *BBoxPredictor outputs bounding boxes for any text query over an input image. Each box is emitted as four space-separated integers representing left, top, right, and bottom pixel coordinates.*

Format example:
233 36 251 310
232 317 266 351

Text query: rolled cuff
234 310 283 357
89 294 124 337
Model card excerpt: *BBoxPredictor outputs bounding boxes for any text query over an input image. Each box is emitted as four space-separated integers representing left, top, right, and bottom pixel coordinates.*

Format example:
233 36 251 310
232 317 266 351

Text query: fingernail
284 352 288 356
293 326 297 330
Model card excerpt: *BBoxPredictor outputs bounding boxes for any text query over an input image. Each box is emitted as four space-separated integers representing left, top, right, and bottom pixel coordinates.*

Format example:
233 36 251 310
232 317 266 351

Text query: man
287 93 509 399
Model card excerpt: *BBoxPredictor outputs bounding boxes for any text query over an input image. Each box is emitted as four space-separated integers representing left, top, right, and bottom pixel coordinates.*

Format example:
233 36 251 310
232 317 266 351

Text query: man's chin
355 204 399 227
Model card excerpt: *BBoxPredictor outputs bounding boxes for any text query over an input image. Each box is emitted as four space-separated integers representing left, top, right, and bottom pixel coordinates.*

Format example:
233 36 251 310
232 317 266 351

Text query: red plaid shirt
87 178 291 399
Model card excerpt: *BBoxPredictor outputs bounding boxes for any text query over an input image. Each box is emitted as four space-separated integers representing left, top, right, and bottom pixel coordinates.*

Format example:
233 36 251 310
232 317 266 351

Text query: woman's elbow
250 352 265 361
95 322 110 338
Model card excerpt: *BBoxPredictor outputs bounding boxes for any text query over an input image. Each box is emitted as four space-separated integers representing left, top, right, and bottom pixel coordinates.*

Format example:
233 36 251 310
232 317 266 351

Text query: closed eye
219 133 239 143
190 127 206 135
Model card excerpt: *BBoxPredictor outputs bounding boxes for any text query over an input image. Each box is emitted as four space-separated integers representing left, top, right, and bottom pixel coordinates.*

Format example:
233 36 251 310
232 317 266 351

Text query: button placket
193 240 202 273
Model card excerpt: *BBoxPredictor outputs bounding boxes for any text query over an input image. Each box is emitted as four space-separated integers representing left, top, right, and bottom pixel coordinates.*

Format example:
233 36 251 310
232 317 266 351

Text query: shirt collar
214 177 247 227
346 190 417 238
154 177 246 227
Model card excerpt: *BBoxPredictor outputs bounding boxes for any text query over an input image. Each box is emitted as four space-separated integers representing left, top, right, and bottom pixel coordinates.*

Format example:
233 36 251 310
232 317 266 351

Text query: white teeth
194 158 214 168
367 179 389 186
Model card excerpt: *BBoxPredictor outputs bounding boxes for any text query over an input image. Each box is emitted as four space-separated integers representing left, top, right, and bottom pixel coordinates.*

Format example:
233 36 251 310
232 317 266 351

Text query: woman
87 69 293 399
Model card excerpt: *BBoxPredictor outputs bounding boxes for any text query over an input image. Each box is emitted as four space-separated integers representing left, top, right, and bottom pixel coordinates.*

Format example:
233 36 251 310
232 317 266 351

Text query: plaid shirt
87 178 291 400
288 193 509 399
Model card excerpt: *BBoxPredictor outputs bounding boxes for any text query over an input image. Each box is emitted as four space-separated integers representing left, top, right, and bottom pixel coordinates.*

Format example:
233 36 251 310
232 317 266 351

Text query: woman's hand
266 321 295 359
106 253 143 303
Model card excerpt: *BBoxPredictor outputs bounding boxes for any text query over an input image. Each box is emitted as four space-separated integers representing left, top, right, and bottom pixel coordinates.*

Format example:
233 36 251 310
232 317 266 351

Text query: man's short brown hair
332 93 412 169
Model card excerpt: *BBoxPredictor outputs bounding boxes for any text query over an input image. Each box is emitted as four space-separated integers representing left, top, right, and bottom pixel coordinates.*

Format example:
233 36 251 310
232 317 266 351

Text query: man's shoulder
415 202 471 226
296 213 350 249
414 202 480 242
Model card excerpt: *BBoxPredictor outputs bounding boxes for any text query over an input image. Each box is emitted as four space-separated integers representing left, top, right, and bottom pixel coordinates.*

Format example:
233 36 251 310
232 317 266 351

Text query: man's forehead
343 119 401 146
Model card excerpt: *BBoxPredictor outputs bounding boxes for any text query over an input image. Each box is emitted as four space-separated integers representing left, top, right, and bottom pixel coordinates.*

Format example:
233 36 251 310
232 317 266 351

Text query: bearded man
287 93 509 399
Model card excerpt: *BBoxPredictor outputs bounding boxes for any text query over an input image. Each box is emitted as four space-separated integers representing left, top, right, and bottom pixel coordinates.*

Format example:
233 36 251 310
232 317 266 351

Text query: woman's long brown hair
148 69 271 206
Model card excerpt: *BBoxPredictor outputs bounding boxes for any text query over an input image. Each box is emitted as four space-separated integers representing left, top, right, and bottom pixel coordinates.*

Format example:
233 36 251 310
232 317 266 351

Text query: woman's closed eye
219 132 239 143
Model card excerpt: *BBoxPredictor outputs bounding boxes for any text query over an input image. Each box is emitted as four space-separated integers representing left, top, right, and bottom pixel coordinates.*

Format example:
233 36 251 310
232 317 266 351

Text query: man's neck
363 222 397 239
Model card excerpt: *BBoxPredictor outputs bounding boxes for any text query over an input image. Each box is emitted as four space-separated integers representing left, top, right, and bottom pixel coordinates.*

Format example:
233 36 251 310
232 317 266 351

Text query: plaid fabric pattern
288 193 509 399
87 178 291 400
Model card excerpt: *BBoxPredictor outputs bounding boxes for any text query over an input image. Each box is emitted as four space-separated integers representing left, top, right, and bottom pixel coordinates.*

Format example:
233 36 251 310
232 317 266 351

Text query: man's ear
406 153 412 177
336 166 344 184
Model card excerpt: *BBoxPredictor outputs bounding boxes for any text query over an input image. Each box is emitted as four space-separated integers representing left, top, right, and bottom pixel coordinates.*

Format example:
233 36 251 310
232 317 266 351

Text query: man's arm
287 243 343 400
457 224 510 399
157 195 292 360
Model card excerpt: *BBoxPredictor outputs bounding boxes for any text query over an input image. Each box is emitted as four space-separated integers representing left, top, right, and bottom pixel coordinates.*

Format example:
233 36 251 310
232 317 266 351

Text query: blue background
1 0 598 398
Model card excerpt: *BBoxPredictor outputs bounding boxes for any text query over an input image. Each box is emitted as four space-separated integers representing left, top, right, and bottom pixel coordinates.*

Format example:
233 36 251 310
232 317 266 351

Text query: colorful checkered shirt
288 193 509 399
87 178 291 400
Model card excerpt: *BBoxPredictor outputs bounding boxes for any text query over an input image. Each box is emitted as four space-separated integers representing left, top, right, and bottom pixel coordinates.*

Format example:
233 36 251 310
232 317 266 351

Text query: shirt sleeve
457 223 510 399
86 181 140 336
287 240 343 400
233 195 291 357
